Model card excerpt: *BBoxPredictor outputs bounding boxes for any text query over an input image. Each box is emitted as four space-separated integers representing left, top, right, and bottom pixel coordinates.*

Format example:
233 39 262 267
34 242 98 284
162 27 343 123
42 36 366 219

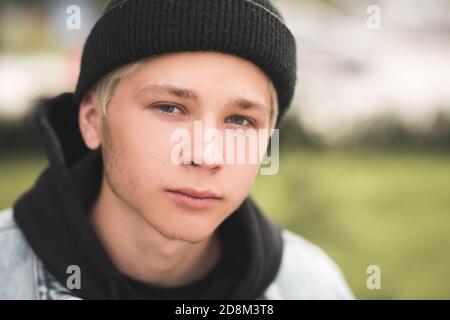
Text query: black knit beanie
74 0 297 128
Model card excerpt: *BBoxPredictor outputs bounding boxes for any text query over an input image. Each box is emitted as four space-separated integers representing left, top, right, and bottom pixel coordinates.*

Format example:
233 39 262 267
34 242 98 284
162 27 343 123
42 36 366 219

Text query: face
80 51 274 243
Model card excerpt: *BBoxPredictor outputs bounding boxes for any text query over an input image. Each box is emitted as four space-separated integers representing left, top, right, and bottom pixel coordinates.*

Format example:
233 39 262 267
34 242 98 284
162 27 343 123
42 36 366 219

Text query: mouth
165 188 223 209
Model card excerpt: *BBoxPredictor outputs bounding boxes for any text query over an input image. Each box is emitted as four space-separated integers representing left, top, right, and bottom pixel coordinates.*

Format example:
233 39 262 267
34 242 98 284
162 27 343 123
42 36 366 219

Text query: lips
165 188 222 209
168 188 222 199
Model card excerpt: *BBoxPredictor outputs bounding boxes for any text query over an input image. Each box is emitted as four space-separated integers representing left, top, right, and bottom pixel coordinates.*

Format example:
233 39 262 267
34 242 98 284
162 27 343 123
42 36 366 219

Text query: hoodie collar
13 92 284 299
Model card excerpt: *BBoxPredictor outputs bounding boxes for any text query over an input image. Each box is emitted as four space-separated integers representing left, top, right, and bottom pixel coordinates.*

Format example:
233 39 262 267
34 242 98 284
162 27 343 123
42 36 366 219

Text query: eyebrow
135 84 270 114
135 84 199 100
229 97 270 113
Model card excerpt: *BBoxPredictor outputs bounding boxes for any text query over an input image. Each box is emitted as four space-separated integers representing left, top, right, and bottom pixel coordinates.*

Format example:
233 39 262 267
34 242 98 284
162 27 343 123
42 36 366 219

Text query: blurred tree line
279 110 450 152
335 111 450 152
0 110 43 155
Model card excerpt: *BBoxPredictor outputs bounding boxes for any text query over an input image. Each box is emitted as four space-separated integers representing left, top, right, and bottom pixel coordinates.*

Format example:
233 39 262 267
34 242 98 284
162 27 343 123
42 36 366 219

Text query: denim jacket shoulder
0 208 38 299
0 208 354 300
263 229 354 299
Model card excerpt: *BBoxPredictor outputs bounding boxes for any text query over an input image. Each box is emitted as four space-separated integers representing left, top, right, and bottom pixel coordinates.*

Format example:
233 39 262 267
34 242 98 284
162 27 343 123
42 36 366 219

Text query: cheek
225 163 260 199
109 109 175 170
102 109 169 198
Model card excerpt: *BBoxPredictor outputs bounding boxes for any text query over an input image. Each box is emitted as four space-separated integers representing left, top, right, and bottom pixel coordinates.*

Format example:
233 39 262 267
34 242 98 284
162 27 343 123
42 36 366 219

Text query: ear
79 91 102 150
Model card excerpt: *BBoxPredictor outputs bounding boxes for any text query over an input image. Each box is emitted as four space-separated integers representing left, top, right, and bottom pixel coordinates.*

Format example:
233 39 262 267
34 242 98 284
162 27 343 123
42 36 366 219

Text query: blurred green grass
0 152 48 209
1 149 449 299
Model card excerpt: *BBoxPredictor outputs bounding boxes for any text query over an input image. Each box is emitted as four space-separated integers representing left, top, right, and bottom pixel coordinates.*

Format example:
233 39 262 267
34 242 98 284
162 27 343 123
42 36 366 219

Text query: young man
0 0 354 299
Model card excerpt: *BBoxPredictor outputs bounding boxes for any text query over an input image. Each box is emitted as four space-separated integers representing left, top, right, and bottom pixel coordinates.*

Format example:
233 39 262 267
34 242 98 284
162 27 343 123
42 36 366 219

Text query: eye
226 115 254 127
153 103 184 115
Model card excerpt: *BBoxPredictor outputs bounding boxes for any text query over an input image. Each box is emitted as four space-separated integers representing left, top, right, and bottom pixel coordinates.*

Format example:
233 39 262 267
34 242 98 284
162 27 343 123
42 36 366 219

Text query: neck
89 176 221 287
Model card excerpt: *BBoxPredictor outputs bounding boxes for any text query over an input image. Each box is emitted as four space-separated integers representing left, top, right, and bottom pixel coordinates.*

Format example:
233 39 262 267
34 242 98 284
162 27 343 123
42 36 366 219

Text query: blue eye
227 115 253 127
154 104 183 115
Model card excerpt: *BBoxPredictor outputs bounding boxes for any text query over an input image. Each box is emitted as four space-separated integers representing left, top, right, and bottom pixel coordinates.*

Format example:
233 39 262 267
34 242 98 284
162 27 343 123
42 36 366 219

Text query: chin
144 211 218 243
162 225 214 244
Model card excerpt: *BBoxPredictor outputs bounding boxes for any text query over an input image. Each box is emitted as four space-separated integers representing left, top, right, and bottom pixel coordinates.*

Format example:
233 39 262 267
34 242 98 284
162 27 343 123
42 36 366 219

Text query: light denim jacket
0 207 354 300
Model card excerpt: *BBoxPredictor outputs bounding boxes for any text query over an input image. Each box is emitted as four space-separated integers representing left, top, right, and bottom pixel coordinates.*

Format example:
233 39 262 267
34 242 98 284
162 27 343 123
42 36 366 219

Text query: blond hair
93 59 279 129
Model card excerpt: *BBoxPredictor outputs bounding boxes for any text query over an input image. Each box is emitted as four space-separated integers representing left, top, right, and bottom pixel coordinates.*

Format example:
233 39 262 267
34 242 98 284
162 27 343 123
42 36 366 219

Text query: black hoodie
13 93 284 300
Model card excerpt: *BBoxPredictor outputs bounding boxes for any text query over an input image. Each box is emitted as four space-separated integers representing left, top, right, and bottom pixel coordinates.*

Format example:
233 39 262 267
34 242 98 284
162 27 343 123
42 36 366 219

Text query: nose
188 118 225 171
